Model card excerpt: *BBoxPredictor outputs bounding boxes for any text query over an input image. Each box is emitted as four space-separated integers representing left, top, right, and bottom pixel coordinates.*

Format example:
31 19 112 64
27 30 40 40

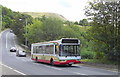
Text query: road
0 29 119 76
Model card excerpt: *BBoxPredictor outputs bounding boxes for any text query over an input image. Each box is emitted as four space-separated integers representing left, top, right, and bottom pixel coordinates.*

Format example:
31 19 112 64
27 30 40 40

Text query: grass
21 12 67 21
81 59 119 65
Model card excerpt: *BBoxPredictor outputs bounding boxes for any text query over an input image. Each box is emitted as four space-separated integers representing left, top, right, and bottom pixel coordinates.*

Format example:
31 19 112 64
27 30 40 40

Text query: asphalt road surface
0 29 119 76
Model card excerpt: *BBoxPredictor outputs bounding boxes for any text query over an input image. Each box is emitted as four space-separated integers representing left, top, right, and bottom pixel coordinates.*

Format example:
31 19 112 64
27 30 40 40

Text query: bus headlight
59 60 65 61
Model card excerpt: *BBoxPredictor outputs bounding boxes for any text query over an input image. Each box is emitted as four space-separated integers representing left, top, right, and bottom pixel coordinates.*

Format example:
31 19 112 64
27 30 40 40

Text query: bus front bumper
53 60 81 65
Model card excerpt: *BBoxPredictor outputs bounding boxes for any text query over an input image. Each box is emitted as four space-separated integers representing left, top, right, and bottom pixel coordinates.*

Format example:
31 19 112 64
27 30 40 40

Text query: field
21 12 67 21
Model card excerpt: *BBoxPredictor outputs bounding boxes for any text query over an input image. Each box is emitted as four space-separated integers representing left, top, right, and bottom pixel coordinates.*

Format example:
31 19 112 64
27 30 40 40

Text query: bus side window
49 45 53 54
33 46 36 53
42 46 45 54
45 45 50 54
36 46 39 53
39 46 42 54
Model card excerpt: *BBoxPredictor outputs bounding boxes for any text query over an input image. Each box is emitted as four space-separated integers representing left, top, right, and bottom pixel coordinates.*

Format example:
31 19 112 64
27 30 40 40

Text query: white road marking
43 65 62 70
9 33 13 48
73 72 86 75
0 63 26 75
33 63 64 72
15 56 30 62
15 57 22 60
6 32 9 49
0 31 3 65
44 65 87 75
33 63 41 65
1 30 26 75
13 34 17 48
21 59 28 62
13 70 26 75
52 67 62 70
0 30 9 77
0 32 3 40
1 64 13 70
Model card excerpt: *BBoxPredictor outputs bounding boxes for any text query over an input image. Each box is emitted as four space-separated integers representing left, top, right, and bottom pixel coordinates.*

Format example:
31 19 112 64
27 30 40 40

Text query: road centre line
6 32 9 49
32 63 60 69
44 65 87 75
21 59 28 62
13 34 17 48
33 63 87 75
43 65 62 70
0 63 26 75
32 63 64 74
73 72 86 75
0 30 86 75
9 33 13 48
51 67 62 70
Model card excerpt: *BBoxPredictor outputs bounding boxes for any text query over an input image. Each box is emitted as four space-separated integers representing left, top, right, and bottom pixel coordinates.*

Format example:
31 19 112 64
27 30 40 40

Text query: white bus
31 38 81 66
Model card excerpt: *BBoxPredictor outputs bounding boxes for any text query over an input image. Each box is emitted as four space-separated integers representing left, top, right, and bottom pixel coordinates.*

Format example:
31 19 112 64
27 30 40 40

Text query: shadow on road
33 61 81 68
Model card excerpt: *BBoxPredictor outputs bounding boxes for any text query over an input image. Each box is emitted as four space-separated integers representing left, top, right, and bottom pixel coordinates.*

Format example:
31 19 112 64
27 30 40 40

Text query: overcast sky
1 0 91 21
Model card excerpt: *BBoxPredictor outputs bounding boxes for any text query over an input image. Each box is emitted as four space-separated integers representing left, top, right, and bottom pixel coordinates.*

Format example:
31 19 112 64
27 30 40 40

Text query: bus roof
32 38 80 46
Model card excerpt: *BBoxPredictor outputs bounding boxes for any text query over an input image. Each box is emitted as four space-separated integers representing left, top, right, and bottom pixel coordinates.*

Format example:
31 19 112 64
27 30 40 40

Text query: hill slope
21 12 67 21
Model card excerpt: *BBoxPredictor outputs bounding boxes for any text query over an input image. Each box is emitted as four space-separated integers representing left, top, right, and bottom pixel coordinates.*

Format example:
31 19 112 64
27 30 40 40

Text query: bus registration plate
69 62 74 64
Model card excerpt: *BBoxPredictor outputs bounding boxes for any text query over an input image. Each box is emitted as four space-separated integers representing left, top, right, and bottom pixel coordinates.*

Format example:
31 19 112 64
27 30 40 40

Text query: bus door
55 45 59 55
59 44 63 56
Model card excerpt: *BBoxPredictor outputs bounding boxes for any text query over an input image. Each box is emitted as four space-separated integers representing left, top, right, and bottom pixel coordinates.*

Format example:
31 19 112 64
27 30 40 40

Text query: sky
1 0 91 21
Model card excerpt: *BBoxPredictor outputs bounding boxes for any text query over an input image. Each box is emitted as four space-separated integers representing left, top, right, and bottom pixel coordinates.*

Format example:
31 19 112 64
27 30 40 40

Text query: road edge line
0 30 26 75
0 29 5 77
0 63 26 75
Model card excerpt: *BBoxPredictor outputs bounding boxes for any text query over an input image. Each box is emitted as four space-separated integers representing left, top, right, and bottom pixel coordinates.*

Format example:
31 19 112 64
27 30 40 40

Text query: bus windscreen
60 45 80 56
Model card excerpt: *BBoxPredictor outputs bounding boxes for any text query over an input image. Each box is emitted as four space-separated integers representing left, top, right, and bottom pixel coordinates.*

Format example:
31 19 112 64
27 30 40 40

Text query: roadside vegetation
0 5 2 31
2 0 120 65
21 12 66 21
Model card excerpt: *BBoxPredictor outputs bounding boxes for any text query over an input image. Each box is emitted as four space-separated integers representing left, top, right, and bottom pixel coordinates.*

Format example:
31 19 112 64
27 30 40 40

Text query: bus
31 38 81 66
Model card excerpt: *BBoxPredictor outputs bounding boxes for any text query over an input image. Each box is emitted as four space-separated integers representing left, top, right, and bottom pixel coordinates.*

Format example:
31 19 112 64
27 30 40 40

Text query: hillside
21 12 67 21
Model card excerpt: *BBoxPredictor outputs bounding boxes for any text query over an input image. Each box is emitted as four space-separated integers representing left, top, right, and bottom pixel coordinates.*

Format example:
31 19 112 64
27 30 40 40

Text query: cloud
1 0 89 21
58 0 72 8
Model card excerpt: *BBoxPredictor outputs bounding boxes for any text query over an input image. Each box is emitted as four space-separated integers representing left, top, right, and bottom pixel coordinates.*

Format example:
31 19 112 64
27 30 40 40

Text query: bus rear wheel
36 57 38 63
50 58 54 65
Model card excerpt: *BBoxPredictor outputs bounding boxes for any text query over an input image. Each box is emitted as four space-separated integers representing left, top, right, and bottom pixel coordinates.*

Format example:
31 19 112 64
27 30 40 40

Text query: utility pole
19 18 28 47
25 19 27 47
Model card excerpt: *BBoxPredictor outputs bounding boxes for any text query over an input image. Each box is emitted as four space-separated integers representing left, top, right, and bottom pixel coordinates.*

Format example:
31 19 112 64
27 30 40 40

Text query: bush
95 52 105 59
81 48 96 59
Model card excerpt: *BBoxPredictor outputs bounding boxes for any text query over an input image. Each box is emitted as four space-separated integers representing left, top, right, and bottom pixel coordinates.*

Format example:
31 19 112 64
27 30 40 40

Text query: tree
25 17 64 45
41 17 63 41
24 19 43 45
2 6 14 28
2 6 33 44
85 0 120 61
64 21 74 26
79 19 88 26
74 21 79 25
11 12 33 44
62 26 76 38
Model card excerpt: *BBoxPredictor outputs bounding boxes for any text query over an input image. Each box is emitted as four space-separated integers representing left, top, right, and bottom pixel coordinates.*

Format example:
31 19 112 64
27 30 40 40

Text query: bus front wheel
68 64 72 66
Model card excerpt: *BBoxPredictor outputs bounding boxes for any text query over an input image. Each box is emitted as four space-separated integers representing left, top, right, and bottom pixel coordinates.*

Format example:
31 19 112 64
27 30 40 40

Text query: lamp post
19 18 28 47
25 19 27 47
